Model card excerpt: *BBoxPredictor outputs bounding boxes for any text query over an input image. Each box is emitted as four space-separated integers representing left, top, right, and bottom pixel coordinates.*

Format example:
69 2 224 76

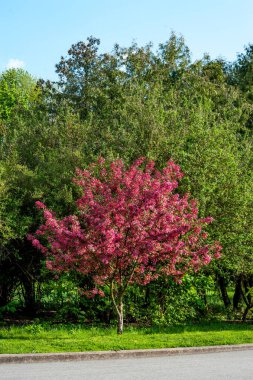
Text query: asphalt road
1 350 253 380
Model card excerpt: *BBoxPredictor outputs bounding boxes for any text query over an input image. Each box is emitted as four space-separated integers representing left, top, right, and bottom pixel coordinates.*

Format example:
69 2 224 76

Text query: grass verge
0 322 253 354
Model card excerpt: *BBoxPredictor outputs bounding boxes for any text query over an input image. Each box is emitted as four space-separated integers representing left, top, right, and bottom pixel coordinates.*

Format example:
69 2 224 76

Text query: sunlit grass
0 322 253 354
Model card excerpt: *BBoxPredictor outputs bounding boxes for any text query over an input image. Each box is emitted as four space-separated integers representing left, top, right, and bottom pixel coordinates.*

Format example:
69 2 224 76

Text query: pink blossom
35 201 46 210
30 157 221 303
32 239 41 248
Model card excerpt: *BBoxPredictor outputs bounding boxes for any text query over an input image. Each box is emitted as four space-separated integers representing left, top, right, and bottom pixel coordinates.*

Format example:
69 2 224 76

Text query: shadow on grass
0 336 79 340
140 321 253 335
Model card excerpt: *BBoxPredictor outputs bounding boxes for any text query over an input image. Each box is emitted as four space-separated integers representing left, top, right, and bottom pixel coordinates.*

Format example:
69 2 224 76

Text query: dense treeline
1 33 253 324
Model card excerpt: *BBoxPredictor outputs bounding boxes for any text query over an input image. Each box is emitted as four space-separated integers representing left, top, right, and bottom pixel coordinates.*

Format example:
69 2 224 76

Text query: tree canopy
30 158 221 333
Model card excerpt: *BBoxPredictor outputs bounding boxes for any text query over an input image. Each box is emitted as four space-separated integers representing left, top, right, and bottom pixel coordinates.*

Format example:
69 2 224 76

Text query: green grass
1 322 253 354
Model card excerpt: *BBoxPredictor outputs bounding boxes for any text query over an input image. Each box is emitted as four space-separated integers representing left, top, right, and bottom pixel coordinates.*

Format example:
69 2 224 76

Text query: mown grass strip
0 322 253 354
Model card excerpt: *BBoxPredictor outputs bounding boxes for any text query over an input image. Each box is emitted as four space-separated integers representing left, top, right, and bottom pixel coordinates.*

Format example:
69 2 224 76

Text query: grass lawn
1 322 253 354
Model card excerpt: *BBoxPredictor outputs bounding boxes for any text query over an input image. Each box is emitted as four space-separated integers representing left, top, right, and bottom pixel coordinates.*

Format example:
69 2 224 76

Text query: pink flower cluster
29 158 221 296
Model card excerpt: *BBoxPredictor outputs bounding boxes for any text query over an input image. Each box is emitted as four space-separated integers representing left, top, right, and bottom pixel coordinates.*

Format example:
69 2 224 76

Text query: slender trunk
242 304 251 321
0 283 13 307
241 278 252 321
110 281 124 334
117 299 124 335
233 275 242 310
217 275 231 308
22 278 37 316
144 286 151 308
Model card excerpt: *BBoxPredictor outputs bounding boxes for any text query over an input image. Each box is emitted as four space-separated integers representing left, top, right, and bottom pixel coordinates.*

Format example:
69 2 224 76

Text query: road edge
1 344 253 364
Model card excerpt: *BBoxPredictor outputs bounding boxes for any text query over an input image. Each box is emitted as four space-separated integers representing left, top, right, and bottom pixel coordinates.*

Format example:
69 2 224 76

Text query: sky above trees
0 0 252 80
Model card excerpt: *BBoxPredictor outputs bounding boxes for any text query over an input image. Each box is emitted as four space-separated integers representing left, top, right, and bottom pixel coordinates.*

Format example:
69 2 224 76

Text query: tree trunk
117 299 124 335
0 282 13 307
233 275 242 310
144 286 151 308
242 304 251 321
110 281 125 334
241 278 253 321
22 278 37 316
217 275 231 308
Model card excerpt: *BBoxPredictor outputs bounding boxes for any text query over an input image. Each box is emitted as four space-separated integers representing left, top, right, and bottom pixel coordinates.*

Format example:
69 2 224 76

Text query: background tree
0 69 39 121
0 78 90 313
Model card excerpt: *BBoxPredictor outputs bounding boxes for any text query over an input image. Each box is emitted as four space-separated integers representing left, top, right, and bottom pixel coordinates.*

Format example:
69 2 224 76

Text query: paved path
1 349 253 380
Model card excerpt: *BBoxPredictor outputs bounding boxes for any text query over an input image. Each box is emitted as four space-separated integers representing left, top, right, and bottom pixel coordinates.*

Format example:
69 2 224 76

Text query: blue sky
1 0 253 80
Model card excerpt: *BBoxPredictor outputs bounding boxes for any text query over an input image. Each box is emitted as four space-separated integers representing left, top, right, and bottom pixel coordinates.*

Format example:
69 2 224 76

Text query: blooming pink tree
29 158 221 333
